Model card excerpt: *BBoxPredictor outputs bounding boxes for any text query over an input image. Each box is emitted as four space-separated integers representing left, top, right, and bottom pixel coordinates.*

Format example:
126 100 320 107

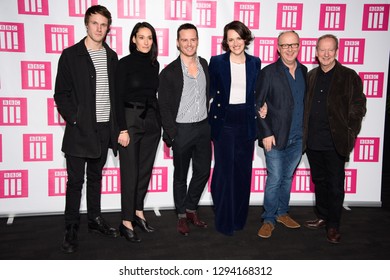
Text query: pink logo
148 167 168 192
359 72 384 98
0 170 28 198
251 168 267 193
21 61 52 90
23 134 53 161
196 0 217 28
0 22 25 52
117 0 146 19
156 28 169 57
47 98 66 126
207 167 214 192
344 169 357 194
354 137 380 162
234 2 260 29
165 0 192 20
276 3 303 30
106 27 123 56
44 24 74 53
18 0 49 15
48 169 68 196
362 4 389 31
68 0 98 17
291 168 314 193
338 38 365 64
319 4 346 30
299 38 318 64
254 37 278 63
102 168 121 194
211 36 223 56
0 98 28 126
163 143 173 159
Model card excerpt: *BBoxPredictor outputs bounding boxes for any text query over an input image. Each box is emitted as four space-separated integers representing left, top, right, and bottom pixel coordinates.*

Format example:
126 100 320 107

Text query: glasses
279 43 299 49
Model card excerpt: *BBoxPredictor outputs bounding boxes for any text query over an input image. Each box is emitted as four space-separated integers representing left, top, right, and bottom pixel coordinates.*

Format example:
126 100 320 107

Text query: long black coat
54 38 119 158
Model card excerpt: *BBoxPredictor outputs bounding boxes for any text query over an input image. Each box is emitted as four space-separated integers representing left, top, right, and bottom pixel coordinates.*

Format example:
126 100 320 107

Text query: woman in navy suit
209 21 261 235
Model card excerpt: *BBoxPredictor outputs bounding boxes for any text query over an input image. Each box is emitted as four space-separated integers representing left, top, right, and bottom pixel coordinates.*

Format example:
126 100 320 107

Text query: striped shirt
88 48 110 123
176 57 208 123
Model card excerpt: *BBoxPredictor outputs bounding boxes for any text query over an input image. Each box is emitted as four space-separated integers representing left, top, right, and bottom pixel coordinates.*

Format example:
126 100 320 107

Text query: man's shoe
177 218 190 236
276 214 301 228
61 224 79 253
186 211 208 228
327 228 341 244
304 218 326 229
257 223 274 238
88 216 119 237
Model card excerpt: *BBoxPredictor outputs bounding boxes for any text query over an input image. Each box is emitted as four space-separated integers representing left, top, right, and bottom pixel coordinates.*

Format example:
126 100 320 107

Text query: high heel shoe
119 223 141 243
134 216 156 233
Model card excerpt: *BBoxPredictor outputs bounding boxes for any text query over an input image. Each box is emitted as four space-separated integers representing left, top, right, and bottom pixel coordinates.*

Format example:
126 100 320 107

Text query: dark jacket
54 38 119 158
158 55 210 146
303 60 367 157
256 58 307 150
208 51 261 141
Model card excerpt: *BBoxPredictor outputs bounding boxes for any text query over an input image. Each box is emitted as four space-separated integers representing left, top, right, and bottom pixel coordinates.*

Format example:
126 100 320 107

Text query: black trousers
306 148 346 230
119 105 161 222
64 122 110 226
172 119 211 215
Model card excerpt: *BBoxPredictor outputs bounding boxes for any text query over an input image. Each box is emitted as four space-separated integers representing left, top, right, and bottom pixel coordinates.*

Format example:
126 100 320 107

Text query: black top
115 49 159 129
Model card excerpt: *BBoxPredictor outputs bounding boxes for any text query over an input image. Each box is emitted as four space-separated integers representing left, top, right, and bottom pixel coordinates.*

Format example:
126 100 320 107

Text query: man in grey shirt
158 23 211 236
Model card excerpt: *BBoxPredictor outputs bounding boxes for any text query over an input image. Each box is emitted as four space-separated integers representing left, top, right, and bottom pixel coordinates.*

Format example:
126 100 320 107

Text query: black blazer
158 56 210 145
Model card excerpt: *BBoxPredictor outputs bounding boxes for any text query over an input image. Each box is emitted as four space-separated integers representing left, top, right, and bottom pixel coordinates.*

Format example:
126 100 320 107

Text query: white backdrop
0 0 389 217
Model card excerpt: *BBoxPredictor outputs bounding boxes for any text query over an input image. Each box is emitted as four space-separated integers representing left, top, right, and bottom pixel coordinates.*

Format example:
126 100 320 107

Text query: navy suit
209 52 261 235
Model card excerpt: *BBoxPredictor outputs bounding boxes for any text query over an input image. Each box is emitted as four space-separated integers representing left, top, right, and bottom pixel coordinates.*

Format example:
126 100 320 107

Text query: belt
124 102 145 110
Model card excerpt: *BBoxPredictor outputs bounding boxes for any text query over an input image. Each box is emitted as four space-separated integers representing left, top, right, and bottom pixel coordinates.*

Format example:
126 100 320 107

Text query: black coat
54 38 119 158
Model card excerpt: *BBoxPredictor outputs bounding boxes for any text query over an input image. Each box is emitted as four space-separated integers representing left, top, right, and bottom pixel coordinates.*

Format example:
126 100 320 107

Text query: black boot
61 224 79 253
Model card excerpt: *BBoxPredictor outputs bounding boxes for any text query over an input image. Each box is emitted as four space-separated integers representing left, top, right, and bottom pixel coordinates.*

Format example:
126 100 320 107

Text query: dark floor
1 174 389 260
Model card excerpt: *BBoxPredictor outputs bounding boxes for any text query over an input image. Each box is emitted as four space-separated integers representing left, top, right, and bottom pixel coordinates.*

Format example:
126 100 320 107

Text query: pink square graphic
251 168 267 193
254 37 278 63
102 168 121 194
338 39 365 65
0 22 25 52
117 0 146 19
344 169 357 194
353 137 380 162
299 38 318 64
234 2 260 29
48 169 68 196
156 28 169 57
291 168 314 193
148 167 168 192
18 0 49 15
211 36 223 56
319 4 346 30
0 98 28 126
362 4 389 31
106 27 123 56
0 170 28 198
163 143 173 159
196 1 217 28
21 61 52 90
68 0 98 17
44 24 74 53
47 98 66 126
23 134 53 162
359 72 384 98
165 0 192 20
276 3 303 30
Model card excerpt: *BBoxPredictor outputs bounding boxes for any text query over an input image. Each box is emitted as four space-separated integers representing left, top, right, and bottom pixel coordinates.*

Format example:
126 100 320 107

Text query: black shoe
119 223 141 243
88 216 119 237
134 216 156 233
61 224 79 253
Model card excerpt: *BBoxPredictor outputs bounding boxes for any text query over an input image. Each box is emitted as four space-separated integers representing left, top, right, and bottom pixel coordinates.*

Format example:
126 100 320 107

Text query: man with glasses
255 30 307 239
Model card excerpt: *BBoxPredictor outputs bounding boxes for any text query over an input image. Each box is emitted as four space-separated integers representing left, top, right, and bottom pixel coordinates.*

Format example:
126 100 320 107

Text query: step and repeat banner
0 0 389 217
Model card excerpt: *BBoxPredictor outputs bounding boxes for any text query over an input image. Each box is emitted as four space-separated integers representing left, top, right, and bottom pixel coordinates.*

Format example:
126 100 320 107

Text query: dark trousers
119 105 161 222
211 104 254 235
306 148 346 230
64 122 110 226
172 119 211 215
